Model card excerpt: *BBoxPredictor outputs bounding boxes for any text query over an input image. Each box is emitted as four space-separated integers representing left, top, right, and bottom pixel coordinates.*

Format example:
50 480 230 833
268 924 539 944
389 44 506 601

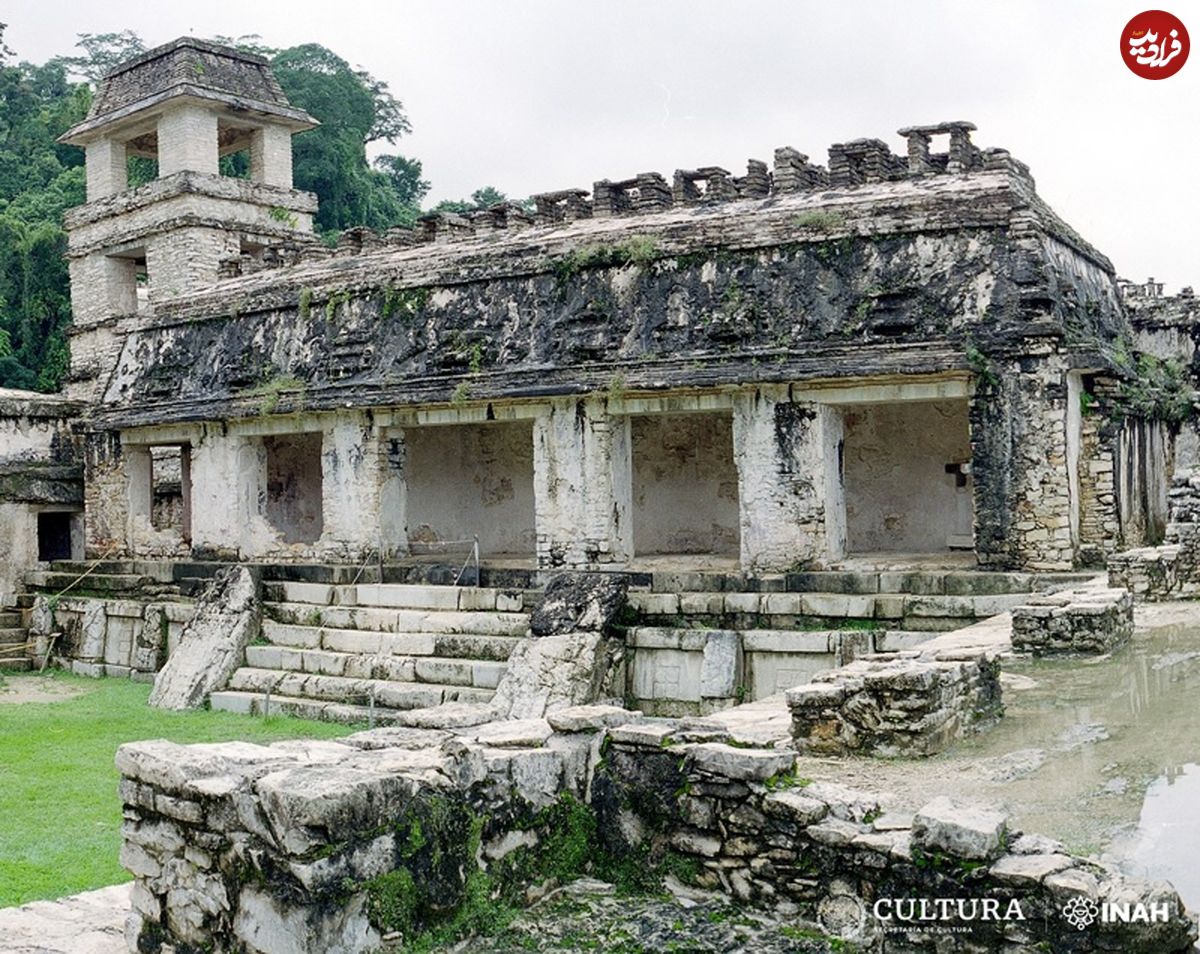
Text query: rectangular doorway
841 399 973 554
404 421 536 558
631 412 740 557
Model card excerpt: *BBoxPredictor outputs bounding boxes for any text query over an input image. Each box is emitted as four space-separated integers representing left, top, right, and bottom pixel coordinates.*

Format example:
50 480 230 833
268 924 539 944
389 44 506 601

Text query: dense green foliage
0 672 353 906
0 28 86 391
0 25 506 391
1115 351 1196 426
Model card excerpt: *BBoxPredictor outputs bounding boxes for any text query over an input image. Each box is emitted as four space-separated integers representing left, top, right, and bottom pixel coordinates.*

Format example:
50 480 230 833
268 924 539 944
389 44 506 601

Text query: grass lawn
0 672 357 908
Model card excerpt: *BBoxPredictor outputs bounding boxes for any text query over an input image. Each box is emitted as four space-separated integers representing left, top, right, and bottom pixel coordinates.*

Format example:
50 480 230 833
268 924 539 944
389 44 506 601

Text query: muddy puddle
796 605 1200 907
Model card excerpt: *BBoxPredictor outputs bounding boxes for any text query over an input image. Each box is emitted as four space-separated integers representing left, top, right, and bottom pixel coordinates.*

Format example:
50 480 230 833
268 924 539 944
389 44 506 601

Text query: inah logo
1121 10 1190 79
1061 895 1171 930
1062 896 1099 930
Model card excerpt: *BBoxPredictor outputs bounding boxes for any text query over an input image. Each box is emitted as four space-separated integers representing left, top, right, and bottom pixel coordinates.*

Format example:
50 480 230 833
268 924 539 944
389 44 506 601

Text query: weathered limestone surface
0 883 131 954
148 566 261 709
786 649 1002 757
528 572 629 637
116 712 1196 953
911 795 1008 861
490 630 618 720
1110 471 1200 600
1011 587 1133 655
27 590 192 678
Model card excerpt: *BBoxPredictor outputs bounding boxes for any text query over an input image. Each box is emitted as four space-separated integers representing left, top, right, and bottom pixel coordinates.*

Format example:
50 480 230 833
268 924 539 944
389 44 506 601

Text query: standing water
800 608 1200 910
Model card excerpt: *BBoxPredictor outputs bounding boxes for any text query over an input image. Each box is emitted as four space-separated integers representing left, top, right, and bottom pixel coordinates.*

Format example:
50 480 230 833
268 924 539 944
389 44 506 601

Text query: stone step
640 568 1094 595
262 581 527 612
47 560 146 576
226 666 494 709
628 590 1029 622
873 630 940 652
0 657 31 671
260 619 519 660
627 626 853 653
0 625 25 639
243 644 506 689
0 612 22 628
210 690 429 725
266 602 529 637
24 570 154 594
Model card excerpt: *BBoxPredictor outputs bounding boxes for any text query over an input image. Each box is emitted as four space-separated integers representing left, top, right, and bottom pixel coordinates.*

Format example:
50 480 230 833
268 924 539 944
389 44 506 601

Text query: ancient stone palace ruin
4 36 1200 954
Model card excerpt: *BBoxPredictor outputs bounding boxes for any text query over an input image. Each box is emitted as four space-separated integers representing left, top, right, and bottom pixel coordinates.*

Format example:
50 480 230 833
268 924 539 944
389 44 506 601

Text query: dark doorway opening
38 512 73 562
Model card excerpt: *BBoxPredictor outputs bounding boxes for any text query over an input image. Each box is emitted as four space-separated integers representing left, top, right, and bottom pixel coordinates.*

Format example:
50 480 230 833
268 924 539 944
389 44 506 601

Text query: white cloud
6 0 1198 287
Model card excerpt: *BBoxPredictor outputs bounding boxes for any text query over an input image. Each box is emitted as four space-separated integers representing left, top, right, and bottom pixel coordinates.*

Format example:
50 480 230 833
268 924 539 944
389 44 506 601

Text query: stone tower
58 38 319 400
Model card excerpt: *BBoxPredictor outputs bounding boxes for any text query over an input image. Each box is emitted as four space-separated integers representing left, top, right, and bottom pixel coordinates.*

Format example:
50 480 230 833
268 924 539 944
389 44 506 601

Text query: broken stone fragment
148 566 262 710
685 742 795 781
911 795 1008 861
467 718 554 748
529 572 630 637
491 631 616 719
988 851 1073 884
546 704 642 733
762 790 829 826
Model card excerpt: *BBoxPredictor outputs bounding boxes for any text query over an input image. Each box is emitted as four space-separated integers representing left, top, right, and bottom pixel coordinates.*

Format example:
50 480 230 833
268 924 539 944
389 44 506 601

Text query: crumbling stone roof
89 123 1131 428
60 37 317 146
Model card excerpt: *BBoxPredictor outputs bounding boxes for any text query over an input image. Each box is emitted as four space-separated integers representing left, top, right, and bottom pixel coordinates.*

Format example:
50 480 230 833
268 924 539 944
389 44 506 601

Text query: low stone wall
785 650 1001 757
115 705 1194 953
28 594 193 679
1011 588 1133 655
1109 473 1200 601
626 626 873 715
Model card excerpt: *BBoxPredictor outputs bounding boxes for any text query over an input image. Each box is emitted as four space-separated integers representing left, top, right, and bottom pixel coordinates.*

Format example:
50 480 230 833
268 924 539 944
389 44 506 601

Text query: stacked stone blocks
116 708 1195 953
1010 588 1134 655
785 650 1002 757
1110 471 1200 600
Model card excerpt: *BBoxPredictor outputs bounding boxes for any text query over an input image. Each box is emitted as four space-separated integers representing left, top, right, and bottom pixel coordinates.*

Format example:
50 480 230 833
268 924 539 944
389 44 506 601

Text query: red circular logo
1122 10 1189 79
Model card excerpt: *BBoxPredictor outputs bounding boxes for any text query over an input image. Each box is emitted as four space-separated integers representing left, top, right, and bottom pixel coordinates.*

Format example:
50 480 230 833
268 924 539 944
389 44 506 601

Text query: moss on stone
1114 353 1195 426
793 210 846 231
382 286 429 323
324 290 351 321
244 374 306 416
549 236 661 285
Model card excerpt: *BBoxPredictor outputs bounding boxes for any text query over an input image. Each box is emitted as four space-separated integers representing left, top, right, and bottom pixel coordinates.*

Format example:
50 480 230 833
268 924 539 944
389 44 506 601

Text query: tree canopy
0 27 511 392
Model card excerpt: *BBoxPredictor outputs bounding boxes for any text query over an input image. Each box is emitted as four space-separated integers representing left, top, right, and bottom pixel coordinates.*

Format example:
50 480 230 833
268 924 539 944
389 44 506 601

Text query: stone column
971 352 1075 570
319 413 383 560
83 431 129 557
732 387 837 573
378 430 409 558
189 426 274 559
156 103 219 177
249 124 294 189
84 137 128 200
533 398 632 568
145 227 241 301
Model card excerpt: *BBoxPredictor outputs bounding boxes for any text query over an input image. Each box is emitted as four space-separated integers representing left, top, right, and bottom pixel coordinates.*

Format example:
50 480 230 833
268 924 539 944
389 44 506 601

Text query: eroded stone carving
148 566 261 710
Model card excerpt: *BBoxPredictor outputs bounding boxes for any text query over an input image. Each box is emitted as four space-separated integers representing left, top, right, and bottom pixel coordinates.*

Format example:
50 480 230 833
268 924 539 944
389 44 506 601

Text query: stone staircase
0 608 30 671
617 568 1094 712
209 581 533 723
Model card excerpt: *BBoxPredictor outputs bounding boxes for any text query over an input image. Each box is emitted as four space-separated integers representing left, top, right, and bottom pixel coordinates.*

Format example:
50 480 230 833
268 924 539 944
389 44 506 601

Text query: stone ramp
210 581 532 723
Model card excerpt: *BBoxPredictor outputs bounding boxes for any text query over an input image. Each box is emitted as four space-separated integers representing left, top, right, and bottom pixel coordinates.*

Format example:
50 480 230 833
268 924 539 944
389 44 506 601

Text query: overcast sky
5 1 1197 288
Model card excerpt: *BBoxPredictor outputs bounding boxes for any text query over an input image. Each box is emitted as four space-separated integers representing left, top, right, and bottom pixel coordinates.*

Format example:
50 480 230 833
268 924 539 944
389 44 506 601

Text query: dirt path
0 674 88 705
